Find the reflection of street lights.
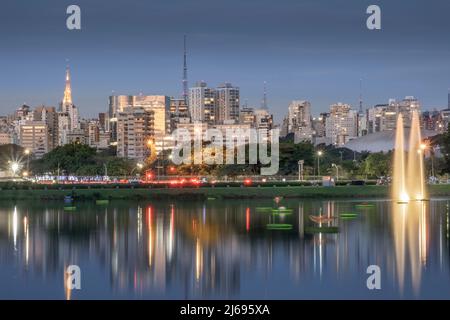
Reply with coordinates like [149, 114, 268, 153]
[332, 163, 339, 181]
[24, 149, 31, 171]
[298, 160, 304, 181]
[317, 151, 323, 177]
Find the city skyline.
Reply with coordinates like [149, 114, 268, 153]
[2, 0, 450, 122]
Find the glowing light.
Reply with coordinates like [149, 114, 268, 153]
[317, 151, 323, 156]
[11, 162, 19, 174]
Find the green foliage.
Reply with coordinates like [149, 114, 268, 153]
[440, 123, 450, 174]
[31, 143, 135, 176]
[363, 152, 391, 178]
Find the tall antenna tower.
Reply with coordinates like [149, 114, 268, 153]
[359, 78, 363, 114]
[261, 81, 268, 110]
[182, 35, 188, 105]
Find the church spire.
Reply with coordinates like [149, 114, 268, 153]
[63, 65, 72, 105]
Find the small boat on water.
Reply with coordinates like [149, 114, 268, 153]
[64, 195, 74, 204]
[64, 206, 77, 211]
[309, 215, 336, 223]
[96, 199, 109, 205]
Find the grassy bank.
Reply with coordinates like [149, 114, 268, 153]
[1, 184, 450, 201]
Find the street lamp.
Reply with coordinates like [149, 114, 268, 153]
[317, 151, 323, 178]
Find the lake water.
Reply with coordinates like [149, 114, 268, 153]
[0, 198, 449, 299]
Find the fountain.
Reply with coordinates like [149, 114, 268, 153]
[391, 110, 429, 295]
[392, 110, 427, 202]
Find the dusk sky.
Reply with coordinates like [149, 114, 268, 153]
[1, 0, 450, 122]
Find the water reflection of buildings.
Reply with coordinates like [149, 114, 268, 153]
[0, 199, 449, 299]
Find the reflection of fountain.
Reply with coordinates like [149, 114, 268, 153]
[392, 200, 428, 295]
[392, 111, 427, 201]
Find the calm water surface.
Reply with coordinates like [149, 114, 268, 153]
[0, 198, 449, 299]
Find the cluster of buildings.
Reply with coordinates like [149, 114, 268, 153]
[1, 49, 450, 161]
[280, 96, 450, 147]
[0, 67, 274, 161]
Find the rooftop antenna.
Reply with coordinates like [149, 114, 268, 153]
[261, 81, 268, 110]
[359, 78, 363, 114]
[182, 35, 188, 105]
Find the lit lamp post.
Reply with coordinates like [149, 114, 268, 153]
[317, 151, 323, 178]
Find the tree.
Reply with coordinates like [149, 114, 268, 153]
[440, 123, 450, 174]
[363, 152, 390, 178]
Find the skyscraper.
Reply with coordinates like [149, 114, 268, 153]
[287, 100, 313, 142]
[216, 82, 240, 124]
[325, 103, 358, 145]
[59, 66, 79, 135]
[189, 81, 217, 124]
[33, 106, 58, 151]
[117, 107, 155, 160]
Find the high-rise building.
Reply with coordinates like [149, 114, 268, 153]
[254, 109, 273, 131]
[216, 83, 240, 124]
[87, 120, 100, 148]
[19, 121, 49, 158]
[240, 107, 255, 126]
[0, 132, 12, 145]
[117, 107, 155, 160]
[189, 81, 217, 124]
[325, 103, 358, 146]
[108, 95, 170, 150]
[57, 112, 70, 145]
[33, 106, 58, 150]
[59, 66, 79, 132]
[98, 112, 109, 132]
[287, 100, 313, 142]
[366, 97, 421, 134]
[15, 105, 32, 120]
[169, 98, 189, 132]
[133, 95, 171, 152]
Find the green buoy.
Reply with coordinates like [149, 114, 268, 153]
[340, 213, 358, 218]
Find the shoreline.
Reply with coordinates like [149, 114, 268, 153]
[1, 184, 450, 201]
